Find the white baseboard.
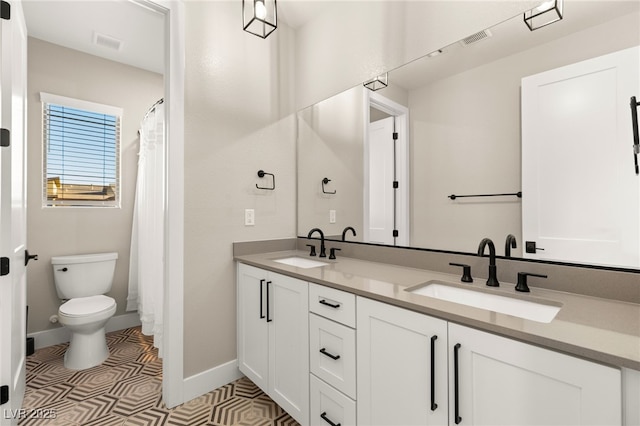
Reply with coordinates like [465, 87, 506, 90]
[183, 359, 243, 403]
[28, 312, 142, 350]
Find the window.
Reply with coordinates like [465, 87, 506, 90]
[41, 93, 122, 207]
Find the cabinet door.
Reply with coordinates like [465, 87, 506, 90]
[449, 323, 621, 426]
[237, 263, 269, 391]
[357, 297, 448, 426]
[269, 271, 309, 425]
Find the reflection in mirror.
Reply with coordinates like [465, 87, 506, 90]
[297, 1, 640, 269]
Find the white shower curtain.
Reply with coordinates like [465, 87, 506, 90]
[127, 99, 165, 357]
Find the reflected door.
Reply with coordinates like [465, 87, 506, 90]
[367, 116, 396, 245]
[521, 46, 640, 268]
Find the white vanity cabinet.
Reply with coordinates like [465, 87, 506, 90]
[357, 297, 449, 426]
[448, 323, 622, 426]
[309, 283, 358, 426]
[357, 297, 622, 426]
[237, 263, 309, 424]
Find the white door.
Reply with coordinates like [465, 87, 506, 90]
[0, 0, 28, 423]
[357, 297, 448, 426]
[521, 46, 640, 268]
[449, 323, 621, 426]
[268, 272, 309, 425]
[367, 116, 396, 245]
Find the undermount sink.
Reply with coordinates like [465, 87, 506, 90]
[407, 281, 561, 323]
[273, 256, 329, 269]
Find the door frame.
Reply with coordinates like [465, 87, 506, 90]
[363, 89, 410, 246]
[146, 0, 185, 409]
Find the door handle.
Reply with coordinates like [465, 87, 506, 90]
[25, 249, 38, 266]
[630, 96, 639, 175]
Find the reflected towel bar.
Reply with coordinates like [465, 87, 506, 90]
[448, 192, 522, 200]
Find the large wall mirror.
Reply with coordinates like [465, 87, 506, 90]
[297, 0, 640, 270]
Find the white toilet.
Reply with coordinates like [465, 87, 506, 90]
[51, 252, 118, 370]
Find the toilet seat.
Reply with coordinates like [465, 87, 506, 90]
[59, 295, 116, 317]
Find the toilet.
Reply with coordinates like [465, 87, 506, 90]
[51, 252, 118, 370]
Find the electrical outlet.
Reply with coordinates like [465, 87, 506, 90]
[329, 209, 336, 224]
[245, 209, 255, 226]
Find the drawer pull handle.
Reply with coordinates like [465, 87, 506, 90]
[320, 412, 341, 426]
[430, 335, 438, 411]
[454, 343, 462, 424]
[319, 348, 341, 360]
[259, 279, 265, 319]
[319, 299, 340, 309]
[266, 281, 273, 322]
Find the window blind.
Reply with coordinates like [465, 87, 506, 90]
[41, 94, 121, 207]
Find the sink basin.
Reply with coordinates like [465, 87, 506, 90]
[273, 256, 329, 269]
[407, 282, 561, 323]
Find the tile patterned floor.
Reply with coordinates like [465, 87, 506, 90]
[20, 327, 299, 426]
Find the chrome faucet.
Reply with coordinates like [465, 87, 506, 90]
[505, 234, 517, 257]
[308, 228, 327, 258]
[477, 238, 499, 287]
[342, 226, 357, 241]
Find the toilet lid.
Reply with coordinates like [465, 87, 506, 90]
[59, 295, 116, 317]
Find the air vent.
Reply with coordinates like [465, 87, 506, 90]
[93, 32, 123, 51]
[459, 29, 492, 46]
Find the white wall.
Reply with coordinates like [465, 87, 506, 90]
[26, 38, 163, 334]
[183, 1, 297, 377]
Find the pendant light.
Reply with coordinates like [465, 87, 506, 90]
[363, 73, 388, 91]
[524, 0, 563, 31]
[243, 0, 277, 39]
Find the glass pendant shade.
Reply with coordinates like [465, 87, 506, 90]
[243, 0, 277, 39]
[363, 73, 389, 91]
[524, 0, 563, 31]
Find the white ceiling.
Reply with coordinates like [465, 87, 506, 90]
[22, 0, 166, 74]
[21, 0, 335, 75]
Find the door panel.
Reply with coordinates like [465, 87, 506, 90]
[0, 0, 28, 422]
[367, 116, 395, 245]
[522, 46, 640, 267]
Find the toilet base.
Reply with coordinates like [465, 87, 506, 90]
[63, 327, 110, 370]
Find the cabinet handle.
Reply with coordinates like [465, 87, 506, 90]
[266, 281, 273, 322]
[454, 343, 462, 424]
[320, 412, 341, 426]
[319, 299, 340, 309]
[319, 348, 341, 360]
[430, 335, 438, 411]
[259, 279, 265, 319]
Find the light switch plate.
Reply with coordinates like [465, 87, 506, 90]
[245, 209, 255, 226]
[329, 209, 336, 223]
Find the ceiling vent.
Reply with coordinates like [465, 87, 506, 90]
[93, 32, 123, 51]
[459, 29, 492, 46]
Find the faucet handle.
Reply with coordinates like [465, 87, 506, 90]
[306, 244, 317, 257]
[329, 247, 341, 260]
[515, 272, 547, 292]
[449, 262, 473, 283]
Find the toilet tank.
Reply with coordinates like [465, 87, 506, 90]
[51, 252, 118, 299]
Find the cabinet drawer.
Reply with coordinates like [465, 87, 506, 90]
[310, 313, 356, 399]
[309, 282, 356, 327]
[310, 374, 356, 426]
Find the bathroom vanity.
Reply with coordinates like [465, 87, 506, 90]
[235, 243, 639, 426]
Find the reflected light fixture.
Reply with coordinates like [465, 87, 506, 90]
[243, 0, 277, 39]
[524, 0, 563, 31]
[363, 73, 388, 91]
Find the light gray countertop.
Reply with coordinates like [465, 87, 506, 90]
[235, 249, 640, 370]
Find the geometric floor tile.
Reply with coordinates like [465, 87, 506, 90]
[20, 326, 299, 426]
